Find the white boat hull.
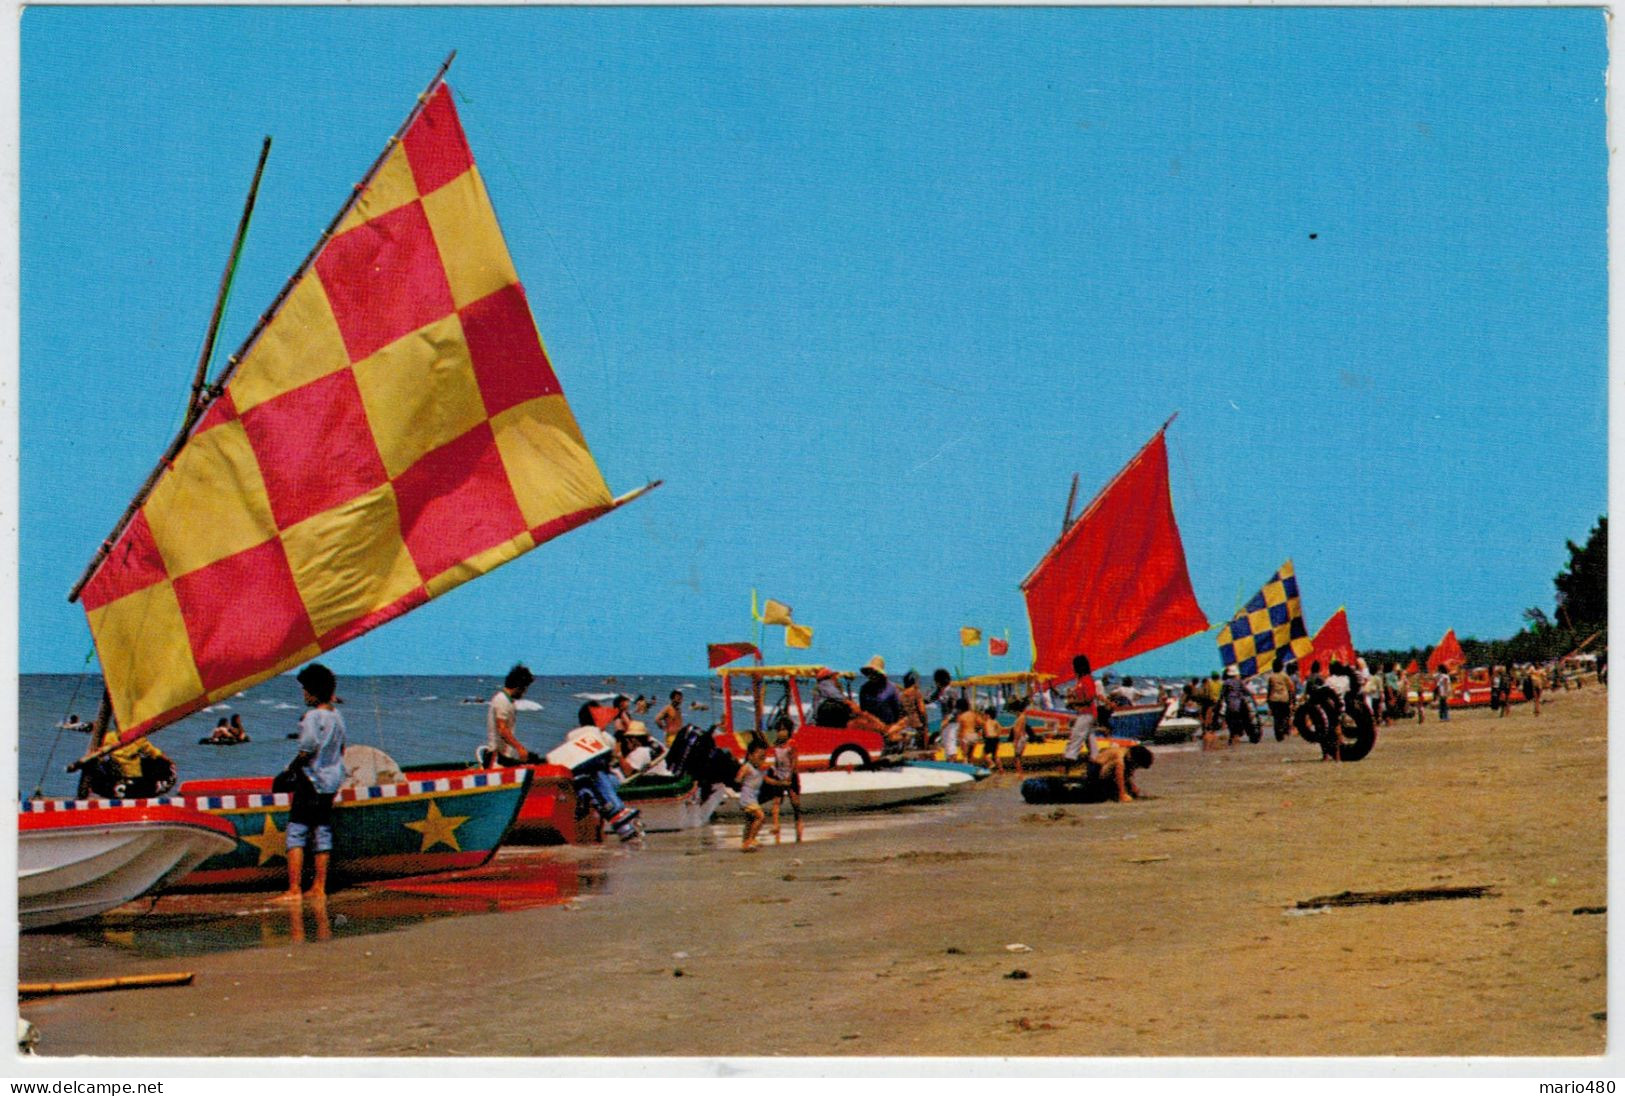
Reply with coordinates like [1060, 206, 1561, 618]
[19, 806, 238, 930]
[714, 768, 964, 818]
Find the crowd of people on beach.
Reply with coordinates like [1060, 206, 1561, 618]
[59, 642, 1604, 873]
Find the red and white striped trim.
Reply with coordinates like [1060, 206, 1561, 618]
[21, 768, 527, 814]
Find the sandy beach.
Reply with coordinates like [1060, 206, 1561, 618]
[20, 687, 1607, 1059]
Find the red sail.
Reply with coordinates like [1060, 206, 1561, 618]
[1299, 607, 1356, 678]
[1021, 430, 1208, 678]
[1427, 628, 1465, 671]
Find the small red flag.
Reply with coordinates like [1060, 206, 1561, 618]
[708, 642, 761, 668]
[1298, 608, 1356, 679]
[989, 636, 1010, 657]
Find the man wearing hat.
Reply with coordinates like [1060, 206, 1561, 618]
[812, 667, 853, 727]
[857, 656, 904, 726]
[1219, 665, 1255, 746]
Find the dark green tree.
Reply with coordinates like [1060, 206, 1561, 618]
[1555, 517, 1607, 629]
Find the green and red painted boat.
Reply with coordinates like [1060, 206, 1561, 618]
[33, 766, 532, 891]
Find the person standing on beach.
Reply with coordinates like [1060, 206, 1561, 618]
[1201, 671, 1223, 732]
[486, 664, 540, 767]
[657, 690, 685, 747]
[1219, 667, 1253, 746]
[1266, 657, 1296, 741]
[952, 698, 982, 764]
[928, 669, 962, 737]
[1434, 667, 1453, 721]
[1408, 665, 1426, 724]
[736, 742, 770, 852]
[899, 671, 930, 748]
[1009, 698, 1032, 776]
[1063, 654, 1101, 776]
[767, 721, 803, 842]
[1527, 665, 1546, 716]
[281, 662, 347, 902]
[978, 705, 1005, 772]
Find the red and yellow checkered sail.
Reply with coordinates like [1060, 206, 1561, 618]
[77, 83, 630, 741]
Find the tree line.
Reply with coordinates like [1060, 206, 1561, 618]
[1361, 517, 1606, 671]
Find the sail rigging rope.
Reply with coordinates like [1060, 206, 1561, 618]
[33, 647, 97, 799]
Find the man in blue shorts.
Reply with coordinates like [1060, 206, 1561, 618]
[281, 662, 348, 901]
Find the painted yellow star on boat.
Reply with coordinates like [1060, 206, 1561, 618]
[404, 800, 468, 853]
[239, 814, 286, 865]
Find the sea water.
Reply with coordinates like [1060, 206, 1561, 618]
[17, 672, 718, 800]
[18, 670, 1202, 800]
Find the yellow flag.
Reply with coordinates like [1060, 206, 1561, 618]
[785, 623, 814, 649]
[762, 599, 794, 626]
[960, 627, 982, 647]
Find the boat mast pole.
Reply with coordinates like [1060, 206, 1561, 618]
[68, 51, 458, 605]
[1060, 473, 1079, 537]
[189, 136, 271, 418]
[69, 136, 272, 768]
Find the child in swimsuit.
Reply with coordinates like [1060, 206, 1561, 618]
[737, 743, 769, 852]
[768, 721, 803, 842]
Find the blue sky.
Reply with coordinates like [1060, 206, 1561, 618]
[18, 7, 1608, 679]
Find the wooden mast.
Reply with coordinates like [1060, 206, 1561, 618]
[189, 136, 271, 418]
[69, 133, 280, 771]
[1060, 473, 1079, 537]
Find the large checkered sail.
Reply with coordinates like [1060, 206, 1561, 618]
[1214, 561, 1314, 678]
[76, 82, 644, 742]
[1021, 424, 1209, 678]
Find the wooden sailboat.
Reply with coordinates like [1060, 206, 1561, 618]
[41, 56, 655, 892]
[1016, 417, 1209, 747]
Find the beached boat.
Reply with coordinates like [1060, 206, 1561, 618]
[110, 768, 534, 891]
[19, 802, 238, 929]
[616, 771, 730, 832]
[992, 419, 1211, 770]
[934, 670, 1174, 769]
[715, 664, 899, 770]
[712, 767, 968, 819]
[54, 57, 656, 889]
[400, 760, 597, 845]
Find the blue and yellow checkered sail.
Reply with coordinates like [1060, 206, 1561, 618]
[1215, 560, 1313, 678]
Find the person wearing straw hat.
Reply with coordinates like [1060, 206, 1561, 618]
[857, 656, 903, 725]
[616, 722, 657, 778]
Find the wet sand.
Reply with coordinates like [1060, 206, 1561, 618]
[20, 688, 1607, 1058]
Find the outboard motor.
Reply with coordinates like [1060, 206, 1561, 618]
[665, 724, 743, 800]
[545, 726, 642, 842]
